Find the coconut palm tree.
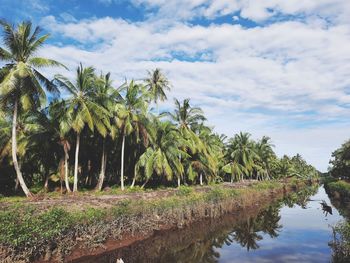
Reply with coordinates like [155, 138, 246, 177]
[94, 72, 122, 191]
[225, 132, 258, 181]
[49, 100, 72, 192]
[254, 136, 275, 180]
[134, 120, 186, 188]
[168, 98, 206, 129]
[115, 80, 149, 190]
[166, 98, 206, 186]
[0, 20, 64, 197]
[54, 64, 111, 192]
[144, 68, 170, 113]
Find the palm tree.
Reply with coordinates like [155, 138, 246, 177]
[135, 120, 186, 188]
[94, 72, 122, 191]
[45, 100, 72, 192]
[115, 80, 149, 190]
[144, 68, 170, 113]
[168, 98, 206, 129]
[0, 20, 64, 197]
[166, 98, 206, 186]
[54, 64, 111, 192]
[254, 136, 275, 180]
[225, 132, 258, 181]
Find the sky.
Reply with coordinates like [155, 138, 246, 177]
[1, 0, 350, 172]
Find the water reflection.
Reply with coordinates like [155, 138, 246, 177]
[74, 185, 344, 263]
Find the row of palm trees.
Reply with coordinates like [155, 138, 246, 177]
[0, 21, 319, 197]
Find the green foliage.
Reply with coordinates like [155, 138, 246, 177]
[111, 200, 132, 216]
[205, 187, 227, 202]
[331, 221, 350, 262]
[328, 181, 350, 197]
[252, 181, 281, 190]
[0, 207, 72, 248]
[329, 139, 350, 180]
[73, 207, 107, 224]
[177, 185, 194, 196]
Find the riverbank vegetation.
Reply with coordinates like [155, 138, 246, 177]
[326, 139, 350, 201]
[329, 139, 350, 181]
[90, 184, 319, 263]
[0, 20, 319, 198]
[330, 221, 350, 263]
[326, 139, 350, 262]
[0, 179, 314, 262]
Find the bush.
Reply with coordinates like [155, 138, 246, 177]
[176, 185, 193, 196]
[205, 187, 227, 202]
[0, 206, 72, 248]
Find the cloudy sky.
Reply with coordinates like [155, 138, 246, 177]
[1, 0, 350, 171]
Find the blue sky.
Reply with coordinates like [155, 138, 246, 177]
[1, 0, 350, 171]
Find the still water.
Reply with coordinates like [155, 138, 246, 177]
[75, 185, 347, 263]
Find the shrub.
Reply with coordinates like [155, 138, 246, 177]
[176, 185, 193, 196]
[0, 206, 72, 248]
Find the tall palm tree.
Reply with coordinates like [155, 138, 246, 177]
[168, 98, 206, 129]
[144, 68, 170, 113]
[115, 80, 149, 190]
[166, 98, 206, 186]
[225, 132, 258, 181]
[134, 120, 186, 188]
[54, 64, 111, 192]
[44, 100, 72, 192]
[94, 72, 121, 191]
[0, 20, 64, 197]
[254, 136, 275, 180]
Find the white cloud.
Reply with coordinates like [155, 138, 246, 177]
[37, 1, 350, 171]
[130, 0, 350, 23]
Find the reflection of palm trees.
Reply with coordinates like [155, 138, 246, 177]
[282, 185, 318, 208]
[233, 217, 263, 251]
[231, 204, 282, 251]
[259, 206, 282, 238]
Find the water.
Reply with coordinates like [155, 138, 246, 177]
[74, 185, 348, 263]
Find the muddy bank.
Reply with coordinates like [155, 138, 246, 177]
[0, 180, 314, 263]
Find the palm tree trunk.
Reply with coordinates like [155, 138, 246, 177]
[120, 134, 125, 191]
[177, 176, 181, 188]
[44, 171, 49, 192]
[12, 100, 32, 197]
[14, 177, 19, 192]
[131, 176, 136, 188]
[141, 178, 149, 189]
[73, 133, 80, 192]
[200, 173, 203, 186]
[96, 139, 107, 191]
[64, 148, 71, 192]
